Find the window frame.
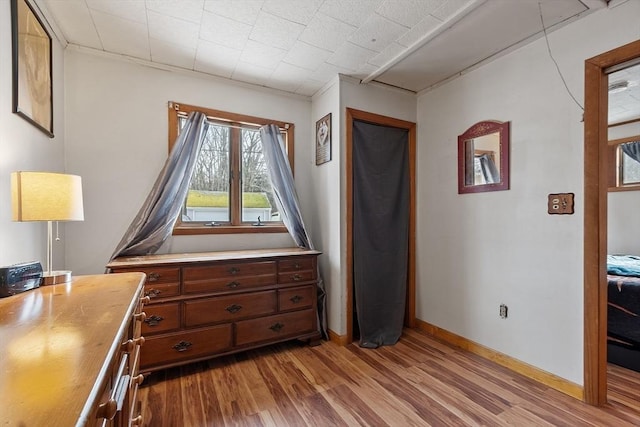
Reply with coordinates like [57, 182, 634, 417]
[608, 134, 640, 192]
[168, 101, 294, 235]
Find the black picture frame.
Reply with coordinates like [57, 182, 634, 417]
[11, 0, 54, 137]
[315, 113, 331, 165]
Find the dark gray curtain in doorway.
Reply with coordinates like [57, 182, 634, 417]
[353, 120, 409, 348]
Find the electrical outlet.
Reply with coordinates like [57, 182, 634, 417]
[548, 193, 575, 215]
[499, 304, 508, 319]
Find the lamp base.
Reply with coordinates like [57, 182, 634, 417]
[42, 271, 72, 286]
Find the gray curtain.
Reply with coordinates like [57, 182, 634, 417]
[621, 141, 640, 163]
[260, 124, 328, 339]
[478, 153, 500, 184]
[109, 111, 208, 261]
[353, 120, 409, 348]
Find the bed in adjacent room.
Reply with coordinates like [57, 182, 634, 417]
[607, 255, 640, 372]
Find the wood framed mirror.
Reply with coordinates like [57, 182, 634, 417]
[458, 120, 510, 194]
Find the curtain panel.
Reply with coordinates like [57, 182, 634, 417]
[109, 111, 207, 261]
[260, 124, 328, 339]
[352, 120, 409, 348]
[621, 141, 640, 163]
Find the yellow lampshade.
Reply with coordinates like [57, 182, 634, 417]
[11, 172, 84, 222]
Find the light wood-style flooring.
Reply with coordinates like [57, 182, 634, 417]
[139, 329, 640, 426]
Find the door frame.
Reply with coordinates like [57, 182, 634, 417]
[345, 108, 417, 343]
[583, 39, 640, 406]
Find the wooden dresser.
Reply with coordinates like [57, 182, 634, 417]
[0, 273, 147, 427]
[106, 248, 321, 372]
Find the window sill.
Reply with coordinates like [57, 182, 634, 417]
[172, 224, 288, 235]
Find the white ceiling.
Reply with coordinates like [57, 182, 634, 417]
[608, 62, 640, 124]
[38, 0, 612, 98]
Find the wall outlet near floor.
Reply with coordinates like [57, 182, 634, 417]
[499, 304, 508, 319]
[548, 193, 575, 214]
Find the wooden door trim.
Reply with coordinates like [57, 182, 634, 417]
[584, 39, 640, 406]
[345, 108, 417, 344]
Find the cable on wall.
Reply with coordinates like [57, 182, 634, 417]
[538, 2, 584, 112]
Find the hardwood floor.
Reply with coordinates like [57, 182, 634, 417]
[138, 329, 640, 426]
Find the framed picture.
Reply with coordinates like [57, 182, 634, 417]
[11, 0, 54, 137]
[315, 113, 331, 165]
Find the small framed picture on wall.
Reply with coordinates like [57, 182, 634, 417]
[315, 113, 331, 165]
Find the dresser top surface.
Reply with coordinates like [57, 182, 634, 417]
[0, 273, 145, 427]
[107, 247, 321, 269]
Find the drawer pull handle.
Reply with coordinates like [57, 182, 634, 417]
[144, 315, 164, 326]
[290, 295, 303, 303]
[292, 274, 302, 281]
[226, 304, 243, 313]
[226, 281, 240, 289]
[269, 322, 284, 332]
[141, 296, 151, 305]
[133, 311, 146, 322]
[145, 289, 162, 298]
[172, 341, 193, 352]
[131, 415, 144, 425]
[148, 272, 161, 282]
[132, 374, 145, 385]
[97, 398, 118, 420]
[123, 338, 144, 352]
[122, 336, 144, 352]
[294, 263, 301, 269]
[134, 336, 145, 348]
[229, 267, 240, 275]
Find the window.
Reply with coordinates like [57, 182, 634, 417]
[169, 102, 294, 234]
[608, 135, 640, 191]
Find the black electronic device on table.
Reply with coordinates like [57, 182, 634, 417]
[0, 261, 43, 298]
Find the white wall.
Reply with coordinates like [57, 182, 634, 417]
[608, 121, 640, 254]
[63, 49, 319, 274]
[416, 1, 640, 385]
[0, 2, 66, 270]
[310, 77, 341, 335]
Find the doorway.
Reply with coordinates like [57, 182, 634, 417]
[583, 39, 640, 406]
[345, 108, 416, 344]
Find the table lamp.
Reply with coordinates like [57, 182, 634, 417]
[11, 171, 84, 285]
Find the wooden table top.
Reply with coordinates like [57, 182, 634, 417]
[107, 247, 321, 269]
[0, 273, 145, 427]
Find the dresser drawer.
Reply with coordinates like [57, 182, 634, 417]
[112, 267, 180, 300]
[183, 273, 276, 294]
[278, 257, 314, 273]
[184, 291, 277, 327]
[184, 261, 276, 281]
[145, 267, 180, 283]
[143, 282, 180, 300]
[141, 325, 232, 369]
[235, 309, 315, 347]
[277, 270, 316, 285]
[278, 285, 314, 312]
[113, 266, 179, 284]
[142, 302, 181, 335]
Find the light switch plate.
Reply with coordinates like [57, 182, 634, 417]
[548, 193, 575, 215]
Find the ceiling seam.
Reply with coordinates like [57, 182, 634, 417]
[360, 0, 487, 85]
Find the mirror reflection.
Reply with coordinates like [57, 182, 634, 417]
[464, 132, 501, 185]
[458, 120, 510, 194]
